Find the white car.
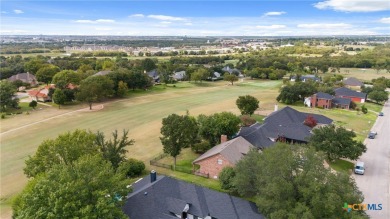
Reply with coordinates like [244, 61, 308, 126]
[354, 161, 365, 175]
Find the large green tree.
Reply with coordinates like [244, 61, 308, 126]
[309, 124, 366, 161]
[234, 144, 366, 219]
[52, 88, 66, 109]
[160, 114, 198, 170]
[368, 90, 388, 104]
[35, 64, 60, 85]
[24, 129, 98, 178]
[52, 70, 82, 89]
[76, 75, 114, 110]
[198, 112, 241, 145]
[13, 155, 129, 219]
[236, 95, 260, 116]
[0, 80, 18, 112]
[277, 82, 317, 104]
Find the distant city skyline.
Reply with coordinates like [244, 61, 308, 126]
[1, 0, 390, 36]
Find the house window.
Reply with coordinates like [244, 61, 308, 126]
[217, 159, 223, 165]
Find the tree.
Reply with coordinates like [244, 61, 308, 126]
[224, 74, 238, 85]
[303, 115, 317, 128]
[160, 114, 199, 170]
[233, 144, 366, 219]
[76, 75, 114, 110]
[277, 82, 317, 104]
[117, 158, 145, 178]
[95, 130, 135, 169]
[117, 81, 128, 97]
[309, 124, 366, 161]
[198, 112, 241, 145]
[219, 167, 236, 190]
[13, 155, 130, 219]
[35, 65, 60, 85]
[368, 90, 388, 104]
[361, 105, 368, 114]
[191, 68, 209, 83]
[24, 129, 98, 178]
[236, 95, 259, 116]
[141, 58, 157, 72]
[0, 80, 18, 112]
[52, 88, 66, 109]
[28, 100, 37, 109]
[52, 70, 81, 89]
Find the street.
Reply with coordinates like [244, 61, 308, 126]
[354, 101, 390, 219]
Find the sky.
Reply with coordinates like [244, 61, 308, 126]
[1, 0, 389, 36]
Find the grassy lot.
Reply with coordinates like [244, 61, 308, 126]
[328, 159, 354, 174]
[157, 148, 201, 173]
[338, 68, 390, 82]
[0, 79, 282, 217]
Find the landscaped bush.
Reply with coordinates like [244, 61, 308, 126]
[219, 166, 236, 191]
[117, 158, 145, 178]
[240, 115, 256, 127]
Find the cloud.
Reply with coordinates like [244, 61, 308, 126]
[256, 25, 286, 29]
[74, 19, 115, 24]
[1, 11, 7, 14]
[129, 14, 144, 18]
[379, 17, 390, 24]
[314, 0, 390, 12]
[13, 9, 24, 14]
[95, 27, 112, 31]
[297, 23, 352, 28]
[263, 11, 286, 16]
[184, 22, 193, 26]
[160, 21, 172, 24]
[0, 29, 27, 33]
[147, 14, 186, 21]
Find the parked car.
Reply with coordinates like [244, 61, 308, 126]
[354, 161, 365, 175]
[379, 112, 384, 116]
[368, 132, 376, 139]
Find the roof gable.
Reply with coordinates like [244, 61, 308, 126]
[193, 137, 253, 164]
[343, 77, 363, 86]
[334, 87, 366, 99]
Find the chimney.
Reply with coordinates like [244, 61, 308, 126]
[144, 70, 146, 74]
[150, 170, 157, 183]
[221, 135, 228, 143]
[274, 104, 278, 112]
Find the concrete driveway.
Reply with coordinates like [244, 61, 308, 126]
[354, 102, 390, 219]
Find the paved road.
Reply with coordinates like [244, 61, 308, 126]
[354, 102, 390, 219]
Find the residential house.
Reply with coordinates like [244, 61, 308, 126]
[222, 66, 243, 77]
[309, 92, 351, 110]
[146, 69, 160, 83]
[93, 70, 112, 76]
[238, 106, 333, 149]
[290, 74, 320, 82]
[7, 72, 38, 86]
[334, 87, 367, 103]
[28, 84, 55, 102]
[207, 72, 222, 81]
[192, 136, 254, 179]
[122, 171, 265, 219]
[172, 71, 186, 81]
[343, 77, 364, 89]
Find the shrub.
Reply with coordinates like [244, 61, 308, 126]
[240, 115, 256, 127]
[350, 101, 357, 110]
[117, 158, 145, 178]
[361, 105, 368, 114]
[219, 167, 236, 191]
[1, 114, 5, 119]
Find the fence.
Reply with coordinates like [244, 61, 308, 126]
[149, 153, 198, 175]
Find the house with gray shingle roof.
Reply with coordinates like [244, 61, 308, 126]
[238, 106, 333, 149]
[343, 77, 364, 89]
[334, 87, 367, 103]
[93, 70, 112, 76]
[7, 72, 38, 86]
[308, 92, 351, 109]
[193, 136, 254, 179]
[122, 172, 265, 219]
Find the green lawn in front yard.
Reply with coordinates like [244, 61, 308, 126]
[329, 159, 354, 174]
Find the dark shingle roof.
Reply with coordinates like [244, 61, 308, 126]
[238, 107, 333, 148]
[335, 87, 367, 99]
[315, 92, 333, 100]
[123, 175, 265, 219]
[332, 97, 351, 106]
[93, 70, 112, 76]
[344, 77, 363, 87]
[7, 73, 37, 84]
[193, 137, 254, 164]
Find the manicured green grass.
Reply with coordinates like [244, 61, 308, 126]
[158, 148, 200, 173]
[251, 114, 266, 123]
[329, 159, 354, 174]
[0, 79, 282, 217]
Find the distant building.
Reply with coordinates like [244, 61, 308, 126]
[290, 74, 320, 82]
[343, 77, 364, 89]
[172, 71, 186, 81]
[334, 87, 367, 103]
[308, 92, 351, 110]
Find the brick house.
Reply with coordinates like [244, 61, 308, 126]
[335, 87, 367, 103]
[309, 92, 351, 109]
[28, 84, 55, 102]
[192, 136, 254, 179]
